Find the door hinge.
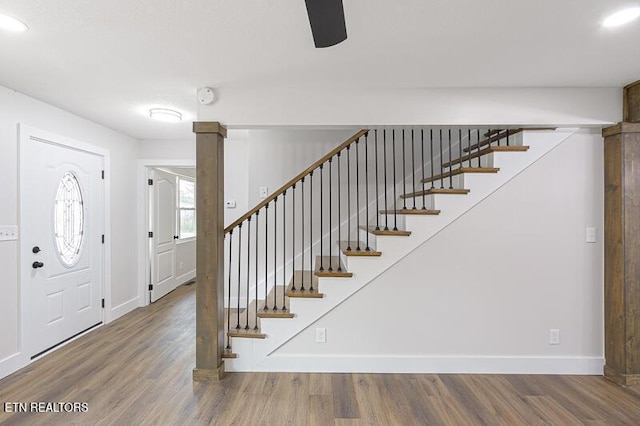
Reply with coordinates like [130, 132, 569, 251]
[148, 179, 153, 185]
[148, 231, 153, 238]
[101, 298, 105, 308]
[101, 170, 105, 180]
[101, 234, 105, 244]
[148, 284, 153, 291]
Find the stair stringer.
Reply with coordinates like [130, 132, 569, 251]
[224, 128, 578, 372]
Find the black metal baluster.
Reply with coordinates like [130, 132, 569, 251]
[421, 129, 427, 208]
[299, 178, 305, 291]
[374, 130, 380, 230]
[226, 231, 232, 350]
[273, 196, 278, 310]
[337, 152, 343, 269]
[411, 129, 416, 210]
[402, 129, 407, 211]
[309, 171, 314, 291]
[487, 128, 492, 150]
[264, 203, 269, 309]
[346, 146, 352, 250]
[291, 184, 295, 293]
[458, 129, 463, 172]
[468, 129, 472, 168]
[448, 129, 453, 189]
[356, 137, 361, 251]
[319, 165, 324, 271]
[392, 129, 398, 230]
[365, 132, 371, 250]
[245, 218, 251, 330]
[477, 129, 482, 168]
[383, 130, 389, 230]
[282, 190, 287, 311]
[328, 158, 333, 270]
[254, 213, 259, 330]
[506, 128, 510, 146]
[236, 223, 242, 329]
[439, 129, 444, 189]
[429, 129, 434, 190]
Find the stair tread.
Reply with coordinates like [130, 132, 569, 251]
[227, 329, 266, 339]
[339, 241, 381, 256]
[222, 351, 238, 359]
[360, 226, 411, 236]
[442, 146, 529, 168]
[421, 167, 499, 184]
[286, 271, 323, 297]
[401, 188, 470, 199]
[257, 310, 295, 319]
[315, 255, 352, 277]
[379, 209, 440, 215]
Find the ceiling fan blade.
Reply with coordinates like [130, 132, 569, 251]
[304, 0, 347, 48]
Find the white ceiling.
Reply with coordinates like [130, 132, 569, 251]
[0, 0, 638, 139]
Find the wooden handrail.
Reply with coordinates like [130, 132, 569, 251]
[224, 129, 369, 233]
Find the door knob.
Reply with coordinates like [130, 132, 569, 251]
[32, 246, 41, 254]
[32, 261, 44, 269]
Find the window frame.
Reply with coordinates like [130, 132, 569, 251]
[177, 177, 196, 240]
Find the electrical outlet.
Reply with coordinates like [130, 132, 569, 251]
[316, 328, 326, 343]
[259, 187, 269, 199]
[0, 225, 18, 241]
[549, 329, 560, 345]
[586, 227, 596, 243]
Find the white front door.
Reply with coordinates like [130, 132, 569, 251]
[21, 131, 104, 359]
[150, 169, 178, 302]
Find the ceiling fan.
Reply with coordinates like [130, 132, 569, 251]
[304, 0, 347, 48]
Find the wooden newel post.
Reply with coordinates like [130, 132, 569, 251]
[193, 122, 227, 382]
[603, 80, 640, 386]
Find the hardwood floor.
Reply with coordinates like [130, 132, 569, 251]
[1, 284, 639, 425]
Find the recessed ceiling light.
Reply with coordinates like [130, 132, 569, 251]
[0, 13, 28, 32]
[149, 108, 182, 123]
[603, 7, 640, 27]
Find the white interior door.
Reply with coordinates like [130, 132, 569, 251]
[21, 132, 104, 359]
[150, 169, 178, 302]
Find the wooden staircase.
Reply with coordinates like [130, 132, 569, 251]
[221, 127, 576, 367]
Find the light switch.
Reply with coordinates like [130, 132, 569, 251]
[225, 200, 236, 209]
[586, 227, 596, 243]
[259, 187, 269, 199]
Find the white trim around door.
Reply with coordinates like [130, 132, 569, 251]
[137, 159, 195, 308]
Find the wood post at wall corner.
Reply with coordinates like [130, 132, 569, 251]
[623, 80, 640, 123]
[193, 121, 227, 382]
[603, 121, 640, 386]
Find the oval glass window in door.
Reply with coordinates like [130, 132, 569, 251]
[53, 172, 85, 266]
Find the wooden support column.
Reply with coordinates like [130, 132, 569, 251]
[603, 78, 640, 385]
[193, 122, 227, 382]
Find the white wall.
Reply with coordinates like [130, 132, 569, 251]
[276, 130, 604, 371]
[199, 87, 621, 127]
[0, 85, 139, 378]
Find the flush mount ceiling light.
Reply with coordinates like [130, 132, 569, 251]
[0, 13, 28, 32]
[603, 7, 640, 27]
[149, 108, 182, 123]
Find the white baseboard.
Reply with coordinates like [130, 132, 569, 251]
[176, 271, 196, 286]
[230, 354, 604, 375]
[0, 352, 27, 381]
[108, 296, 140, 323]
